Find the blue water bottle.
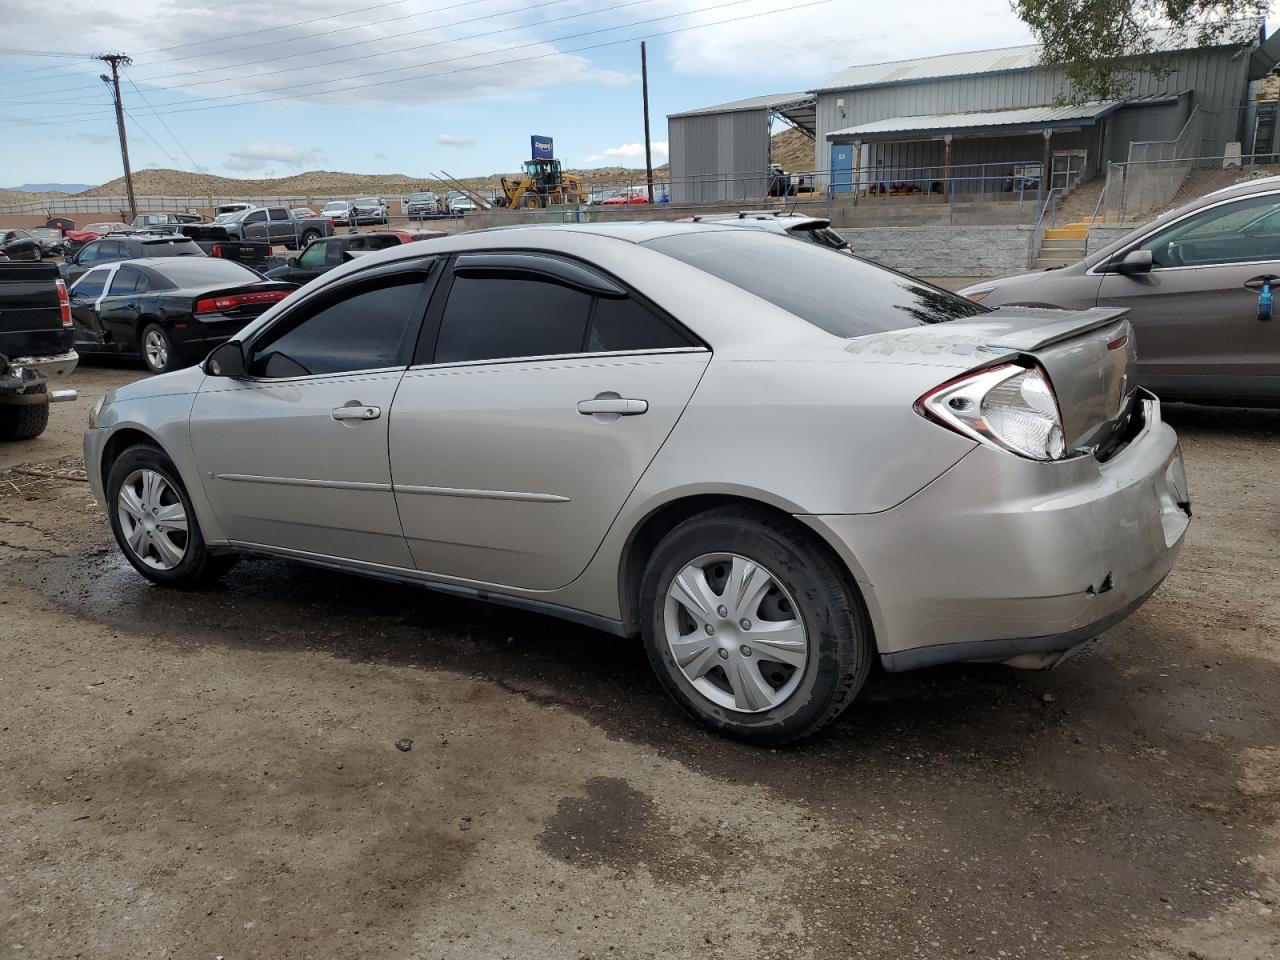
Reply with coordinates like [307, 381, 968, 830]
[1260, 280, 1274, 322]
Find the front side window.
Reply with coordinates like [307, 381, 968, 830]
[72, 267, 111, 299]
[248, 274, 428, 378]
[77, 242, 101, 265]
[298, 241, 329, 268]
[1136, 192, 1280, 268]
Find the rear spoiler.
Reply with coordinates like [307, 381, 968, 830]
[980, 306, 1128, 351]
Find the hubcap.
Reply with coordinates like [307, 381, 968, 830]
[116, 469, 189, 570]
[144, 330, 168, 370]
[663, 553, 808, 714]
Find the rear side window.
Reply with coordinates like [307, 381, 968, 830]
[347, 235, 401, 252]
[587, 296, 692, 352]
[109, 268, 148, 295]
[269, 208, 290, 221]
[644, 231, 987, 337]
[434, 276, 591, 363]
[248, 274, 428, 378]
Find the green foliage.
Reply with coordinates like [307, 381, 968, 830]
[1012, 0, 1271, 101]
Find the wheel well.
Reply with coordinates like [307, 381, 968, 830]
[99, 428, 162, 491]
[616, 494, 858, 636]
[134, 315, 163, 345]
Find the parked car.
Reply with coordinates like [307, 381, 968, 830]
[353, 197, 389, 224]
[265, 230, 447, 285]
[67, 257, 295, 374]
[445, 191, 476, 213]
[83, 223, 1189, 743]
[961, 176, 1280, 405]
[213, 203, 254, 219]
[678, 211, 854, 254]
[132, 213, 203, 228]
[321, 199, 386, 226]
[0, 229, 41, 261]
[601, 186, 651, 206]
[405, 191, 441, 220]
[215, 206, 334, 249]
[0, 261, 77, 440]
[60, 234, 205, 286]
[62, 222, 132, 257]
[26, 226, 66, 258]
[290, 207, 319, 220]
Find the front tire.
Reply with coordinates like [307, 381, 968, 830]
[106, 445, 237, 586]
[140, 323, 177, 373]
[640, 507, 872, 744]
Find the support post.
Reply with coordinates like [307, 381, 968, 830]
[641, 42, 654, 205]
[1042, 128, 1053, 197]
[98, 53, 137, 222]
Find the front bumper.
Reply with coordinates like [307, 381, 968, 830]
[0, 350, 78, 394]
[802, 394, 1190, 671]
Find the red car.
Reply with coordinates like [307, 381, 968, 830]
[600, 187, 651, 206]
[63, 222, 132, 255]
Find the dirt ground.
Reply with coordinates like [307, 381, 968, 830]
[1, 364, 1278, 960]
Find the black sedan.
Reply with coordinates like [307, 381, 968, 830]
[67, 257, 297, 373]
[0, 229, 41, 261]
[27, 227, 66, 257]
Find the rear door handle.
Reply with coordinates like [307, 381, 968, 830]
[331, 403, 381, 421]
[1243, 274, 1279, 289]
[577, 398, 648, 416]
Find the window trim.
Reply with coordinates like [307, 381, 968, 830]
[1089, 188, 1280, 276]
[413, 249, 704, 367]
[69, 263, 119, 311]
[241, 260, 441, 382]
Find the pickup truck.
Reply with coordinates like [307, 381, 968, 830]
[0, 261, 77, 440]
[136, 224, 273, 270]
[215, 206, 334, 249]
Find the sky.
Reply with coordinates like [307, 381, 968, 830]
[0, 0, 1045, 186]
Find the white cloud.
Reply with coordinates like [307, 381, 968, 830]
[585, 140, 669, 165]
[436, 134, 475, 148]
[224, 143, 324, 172]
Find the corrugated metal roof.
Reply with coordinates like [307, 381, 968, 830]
[813, 19, 1264, 93]
[669, 92, 814, 118]
[826, 101, 1125, 140]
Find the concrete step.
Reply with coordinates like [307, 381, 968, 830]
[1044, 226, 1089, 240]
[1040, 239, 1087, 251]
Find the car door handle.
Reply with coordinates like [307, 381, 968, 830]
[331, 403, 381, 421]
[1243, 274, 1279, 289]
[577, 397, 648, 416]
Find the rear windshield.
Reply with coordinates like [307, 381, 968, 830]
[151, 259, 263, 287]
[644, 230, 987, 337]
[29, 228, 59, 238]
[142, 238, 203, 256]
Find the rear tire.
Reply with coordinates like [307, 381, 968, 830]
[106, 445, 237, 586]
[140, 323, 177, 374]
[639, 507, 873, 744]
[300, 229, 321, 246]
[0, 391, 50, 441]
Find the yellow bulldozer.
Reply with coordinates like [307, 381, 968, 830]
[500, 158, 586, 208]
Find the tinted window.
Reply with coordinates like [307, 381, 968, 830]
[1138, 192, 1280, 267]
[153, 259, 261, 287]
[244, 210, 267, 223]
[298, 240, 330, 268]
[434, 275, 592, 363]
[77, 242, 102, 264]
[72, 268, 110, 299]
[249, 276, 425, 377]
[587, 296, 692, 352]
[96, 240, 125, 260]
[269, 208, 290, 221]
[644, 231, 986, 337]
[142, 239, 202, 258]
[347, 235, 401, 251]
[109, 268, 147, 295]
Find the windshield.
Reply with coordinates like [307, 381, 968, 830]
[643, 230, 988, 337]
[323, 202, 347, 211]
[408, 193, 435, 202]
[152, 259, 263, 287]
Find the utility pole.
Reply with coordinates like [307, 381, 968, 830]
[97, 53, 137, 221]
[641, 41, 654, 204]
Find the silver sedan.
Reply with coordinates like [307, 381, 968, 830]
[84, 224, 1191, 743]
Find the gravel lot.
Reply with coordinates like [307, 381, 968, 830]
[1, 364, 1277, 960]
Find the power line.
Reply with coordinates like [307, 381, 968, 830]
[123, 107, 188, 171]
[10, 0, 584, 102]
[0, 1, 833, 127]
[13, 0, 773, 118]
[125, 69, 203, 172]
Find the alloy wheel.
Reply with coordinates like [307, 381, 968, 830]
[663, 553, 809, 713]
[143, 329, 169, 371]
[116, 469, 189, 570]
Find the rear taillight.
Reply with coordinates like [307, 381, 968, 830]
[194, 289, 290, 314]
[211, 244, 223, 257]
[916, 362, 1066, 461]
[326, 218, 335, 229]
[55, 279, 72, 328]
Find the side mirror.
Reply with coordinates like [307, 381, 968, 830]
[205, 340, 246, 378]
[287, 256, 298, 267]
[1115, 249, 1153, 275]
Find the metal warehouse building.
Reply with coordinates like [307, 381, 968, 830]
[668, 20, 1280, 202]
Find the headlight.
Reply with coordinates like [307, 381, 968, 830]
[87, 395, 105, 429]
[916, 363, 1067, 461]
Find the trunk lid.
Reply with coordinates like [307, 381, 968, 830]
[0, 261, 71, 360]
[846, 306, 1137, 452]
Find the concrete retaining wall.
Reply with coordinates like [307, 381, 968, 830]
[1085, 223, 1142, 256]
[837, 225, 1035, 277]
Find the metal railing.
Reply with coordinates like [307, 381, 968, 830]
[1027, 188, 1059, 268]
[1094, 151, 1280, 224]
